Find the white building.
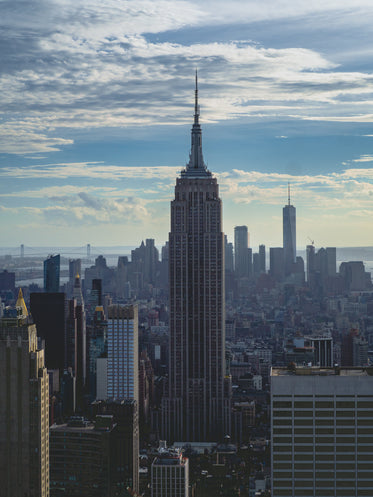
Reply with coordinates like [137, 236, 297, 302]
[271, 366, 373, 497]
[107, 304, 138, 401]
[151, 446, 189, 497]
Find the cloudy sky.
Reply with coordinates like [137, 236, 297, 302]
[1, 0, 373, 250]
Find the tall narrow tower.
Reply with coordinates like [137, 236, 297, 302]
[283, 183, 296, 277]
[162, 73, 231, 442]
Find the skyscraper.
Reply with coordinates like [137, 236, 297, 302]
[44, 254, 60, 293]
[107, 304, 138, 401]
[234, 225, 249, 277]
[271, 366, 373, 497]
[0, 289, 49, 497]
[283, 184, 296, 277]
[162, 73, 231, 442]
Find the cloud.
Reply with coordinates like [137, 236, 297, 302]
[7, 192, 151, 226]
[218, 167, 373, 210]
[2, 0, 373, 153]
[1, 162, 181, 180]
[352, 155, 373, 162]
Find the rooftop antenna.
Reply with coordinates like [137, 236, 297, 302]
[194, 69, 199, 125]
[288, 182, 291, 205]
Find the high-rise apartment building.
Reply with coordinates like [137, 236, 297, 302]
[0, 290, 49, 497]
[44, 254, 60, 292]
[151, 445, 189, 497]
[234, 225, 249, 277]
[161, 73, 231, 442]
[271, 366, 373, 497]
[107, 304, 138, 401]
[283, 185, 296, 277]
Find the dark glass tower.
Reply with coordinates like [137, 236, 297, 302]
[161, 74, 231, 442]
[44, 254, 60, 293]
[283, 184, 296, 277]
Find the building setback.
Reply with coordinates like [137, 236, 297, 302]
[161, 73, 231, 442]
[271, 366, 373, 497]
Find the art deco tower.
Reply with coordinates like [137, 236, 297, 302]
[162, 74, 231, 442]
[283, 183, 296, 277]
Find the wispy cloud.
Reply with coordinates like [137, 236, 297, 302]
[1, 163, 180, 180]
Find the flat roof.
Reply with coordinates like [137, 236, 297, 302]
[271, 367, 373, 377]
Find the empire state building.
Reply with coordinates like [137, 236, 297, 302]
[161, 74, 231, 442]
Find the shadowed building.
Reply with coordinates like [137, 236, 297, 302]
[0, 290, 49, 497]
[30, 291, 66, 373]
[161, 74, 231, 442]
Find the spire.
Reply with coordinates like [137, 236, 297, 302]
[183, 71, 210, 177]
[288, 182, 291, 206]
[16, 288, 28, 317]
[194, 69, 199, 126]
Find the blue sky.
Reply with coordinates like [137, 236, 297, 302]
[1, 0, 373, 249]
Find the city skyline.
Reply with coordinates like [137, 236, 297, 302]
[1, 1, 373, 247]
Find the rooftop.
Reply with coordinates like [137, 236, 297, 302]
[271, 366, 373, 377]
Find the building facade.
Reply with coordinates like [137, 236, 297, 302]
[0, 290, 49, 497]
[161, 74, 231, 442]
[107, 304, 138, 401]
[271, 366, 373, 497]
[151, 447, 189, 497]
[50, 416, 113, 497]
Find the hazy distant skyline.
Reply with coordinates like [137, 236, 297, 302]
[1, 1, 373, 248]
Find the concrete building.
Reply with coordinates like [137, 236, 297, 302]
[151, 446, 189, 497]
[161, 73, 231, 442]
[0, 290, 49, 497]
[107, 304, 138, 401]
[271, 366, 373, 497]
